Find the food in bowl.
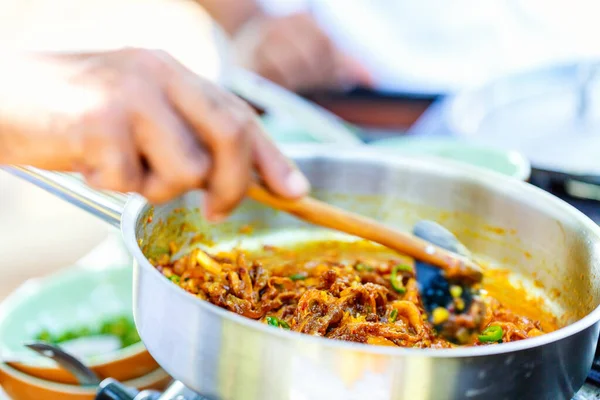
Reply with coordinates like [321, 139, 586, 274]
[150, 238, 557, 348]
[36, 314, 141, 350]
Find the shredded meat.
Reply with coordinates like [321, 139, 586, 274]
[155, 241, 551, 347]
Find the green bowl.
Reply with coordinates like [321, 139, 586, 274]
[261, 114, 322, 144]
[0, 263, 144, 368]
[260, 112, 530, 181]
[369, 137, 531, 181]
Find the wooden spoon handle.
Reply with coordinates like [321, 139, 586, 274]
[247, 182, 483, 282]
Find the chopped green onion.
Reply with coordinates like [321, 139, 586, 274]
[289, 273, 307, 281]
[478, 325, 503, 343]
[355, 263, 374, 272]
[169, 275, 180, 284]
[390, 265, 407, 294]
[266, 316, 290, 330]
[389, 309, 398, 323]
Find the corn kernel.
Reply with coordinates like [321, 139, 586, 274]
[455, 298, 465, 311]
[432, 307, 450, 325]
[450, 285, 463, 298]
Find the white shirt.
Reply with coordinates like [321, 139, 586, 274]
[259, 0, 600, 94]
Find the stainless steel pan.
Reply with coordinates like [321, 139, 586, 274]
[6, 144, 600, 400]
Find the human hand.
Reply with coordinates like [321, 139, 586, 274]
[232, 12, 372, 92]
[0, 48, 310, 220]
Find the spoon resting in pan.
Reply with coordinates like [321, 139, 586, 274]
[246, 181, 484, 283]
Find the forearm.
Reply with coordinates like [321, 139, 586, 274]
[194, 0, 262, 35]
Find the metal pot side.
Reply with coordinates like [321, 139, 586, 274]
[122, 145, 600, 400]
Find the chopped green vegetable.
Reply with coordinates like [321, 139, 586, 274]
[37, 330, 52, 343]
[355, 263, 374, 272]
[289, 274, 307, 281]
[278, 320, 291, 329]
[478, 325, 503, 343]
[390, 265, 408, 294]
[55, 327, 93, 343]
[389, 309, 398, 323]
[394, 264, 412, 272]
[266, 316, 290, 329]
[169, 275, 181, 283]
[122, 329, 142, 348]
[35, 315, 140, 349]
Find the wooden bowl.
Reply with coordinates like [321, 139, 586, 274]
[0, 363, 171, 400]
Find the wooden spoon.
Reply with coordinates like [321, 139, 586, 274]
[246, 182, 483, 283]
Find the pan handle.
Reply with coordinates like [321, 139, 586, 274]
[2, 166, 127, 228]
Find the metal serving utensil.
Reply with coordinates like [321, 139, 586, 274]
[25, 342, 174, 399]
[25, 342, 101, 386]
[412, 221, 480, 342]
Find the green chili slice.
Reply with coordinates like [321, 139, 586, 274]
[355, 263, 374, 272]
[266, 316, 290, 330]
[478, 325, 503, 343]
[278, 320, 291, 329]
[389, 309, 398, 323]
[390, 265, 408, 294]
[289, 273, 307, 281]
[394, 264, 412, 272]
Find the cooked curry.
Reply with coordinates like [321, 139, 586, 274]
[152, 240, 557, 348]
